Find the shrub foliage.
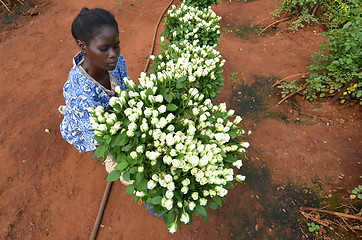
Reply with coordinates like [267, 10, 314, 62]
[275, 0, 362, 104]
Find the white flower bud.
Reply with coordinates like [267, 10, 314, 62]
[235, 175, 246, 182]
[180, 212, 190, 224]
[147, 180, 157, 190]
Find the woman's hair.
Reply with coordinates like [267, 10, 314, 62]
[71, 8, 119, 45]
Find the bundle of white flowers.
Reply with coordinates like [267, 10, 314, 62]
[181, 0, 221, 9]
[150, 38, 225, 99]
[164, 4, 221, 46]
[89, 74, 249, 233]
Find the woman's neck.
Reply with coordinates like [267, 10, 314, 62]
[81, 60, 110, 89]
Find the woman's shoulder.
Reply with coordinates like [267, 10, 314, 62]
[116, 54, 127, 71]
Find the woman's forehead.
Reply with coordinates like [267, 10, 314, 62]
[93, 26, 119, 43]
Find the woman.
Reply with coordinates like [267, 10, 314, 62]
[60, 8, 129, 156]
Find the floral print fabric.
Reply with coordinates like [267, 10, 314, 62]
[60, 52, 129, 153]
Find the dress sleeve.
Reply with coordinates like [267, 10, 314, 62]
[60, 75, 104, 153]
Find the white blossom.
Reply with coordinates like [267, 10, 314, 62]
[235, 175, 246, 182]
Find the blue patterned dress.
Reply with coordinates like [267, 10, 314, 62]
[60, 52, 129, 153]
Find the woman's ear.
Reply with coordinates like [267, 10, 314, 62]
[77, 40, 87, 54]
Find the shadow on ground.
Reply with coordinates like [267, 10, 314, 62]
[220, 160, 320, 239]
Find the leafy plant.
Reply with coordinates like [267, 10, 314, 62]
[230, 72, 239, 84]
[307, 222, 320, 234]
[274, 0, 321, 32]
[275, 0, 362, 104]
[347, 184, 362, 200]
[277, 80, 300, 98]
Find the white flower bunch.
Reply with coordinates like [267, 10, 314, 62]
[151, 40, 225, 99]
[89, 74, 248, 233]
[156, 40, 225, 80]
[88, 106, 121, 136]
[89, 1, 249, 234]
[164, 4, 221, 46]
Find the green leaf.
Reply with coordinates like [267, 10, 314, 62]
[126, 184, 134, 195]
[105, 135, 112, 144]
[94, 135, 104, 143]
[106, 170, 121, 182]
[113, 131, 127, 147]
[164, 210, 175, 226]
[123, 171, 131, 182]
[227, 182, 235, 189]
[123, 144, 133, 152]
[166, 104, 178, 112]
[213, 196, 222, 207]
[115, 161, 128, 171]
[129, 167, 138, 174]
[158, 208, 168, 217]
[176, 153, 185, 159]
[195, 205, 207, 216]
[176, 83, 184, 89]
[151, 196, 163, 205]
[145, 88, 154, 96]
[177, 76, 187, 83]
[138, 178, 148, 191]
[204, 208, 209, 222]
[164, 93, 173, 103]
[200, 135, 211, 141]
[189, 181, 195, 190]
[95, 145, 108, 158]
[118, 134, 129, 147]
[228, 130, 237, 138]
[209, 202, 219, 210]
[116, 152, 126, 163]
[133, 195, 139, 202]
[136, 172, 144, 184]
[224, 154, 237, 163]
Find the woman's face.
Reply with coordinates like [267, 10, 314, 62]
[83, 25, 120, 72]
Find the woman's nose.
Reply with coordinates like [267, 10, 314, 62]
[109, 48, 118, 58]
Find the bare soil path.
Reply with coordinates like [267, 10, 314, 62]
[0, 0, 360, 239]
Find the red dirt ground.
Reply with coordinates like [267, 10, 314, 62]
[0, 0, 361, 239]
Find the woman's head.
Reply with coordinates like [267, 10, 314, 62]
[71, 8, 119, 46]
[71, 8, 121, 72]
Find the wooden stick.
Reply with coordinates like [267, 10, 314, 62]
[311, 3, 319, 16]
[272, 73, 310, 87]
[341, 217, 356, 233]
[278, 86, 307, 105]
[258, 17, 290, 35]
[255, 16, 272, 26]
[90, 181, 113, 240]
[0, 0, 11, 12]
[300, 207, 362, 221]
[300, 210, 331, 228]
